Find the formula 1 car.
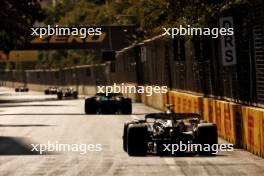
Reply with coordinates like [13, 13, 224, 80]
[123, 112, 218, 156]
[44, 87, 58, 95]
[85, 93, 132, 114]
[57, 88, 78, 100]
[15, 86, 29, 92]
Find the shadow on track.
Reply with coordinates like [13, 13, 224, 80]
[0, 113, 86, 116]
[0, 97, 84, 104]
[0, 98, 60, 104]
[0, 137, 52, 155]
[0, 113, 149, 116]
[0, 104, 67, 108]
[0, 124, 54, 127]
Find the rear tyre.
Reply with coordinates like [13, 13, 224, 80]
[57, 92, 63, 100]
[121, 98, 132, 114]
[44, 90, 49, 95]
[123, 121, 137, 152]
[73, 91, 78, 99]
[127, 124, 148, 156]
[196, 123, 218, 156]
[85, 98, 97, 114]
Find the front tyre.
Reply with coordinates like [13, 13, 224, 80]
[196, 123, 218, 156]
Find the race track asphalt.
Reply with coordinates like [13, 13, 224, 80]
[0, 87, 263, 176]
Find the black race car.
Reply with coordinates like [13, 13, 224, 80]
[85, 93, 132, 114]
[15, 86, 29, 92]
[57, 88, 78, 100]
[123, 113, 218, 156]
[44, 87, 58, 95]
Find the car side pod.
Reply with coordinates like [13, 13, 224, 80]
[195, 123, 218, 156]
[127, 124, 149, 156]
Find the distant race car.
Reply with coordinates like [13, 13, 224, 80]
[85, 93, 132, 114]
[123, 112, 218, 156]
[44, 87, 58, 95]
[15, 86, 29, 92]
[57, 88, 78, 100]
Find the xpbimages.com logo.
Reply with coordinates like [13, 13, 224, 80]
[31, 141, 102, 154]
[31, 25, 102, 38]
[163, 25, 234, 38]
[163, 141, 234, 155]
[97, 83, 168, 96]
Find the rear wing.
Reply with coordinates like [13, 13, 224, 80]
[145, 113, 201, 120]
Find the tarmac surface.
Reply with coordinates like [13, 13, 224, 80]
[0, 87, 263, 176]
